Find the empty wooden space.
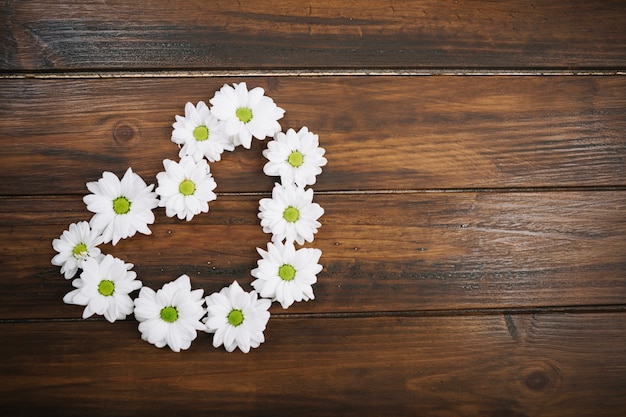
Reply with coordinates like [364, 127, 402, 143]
[2, 1, 625, 70]
[1, 1, 625, 416]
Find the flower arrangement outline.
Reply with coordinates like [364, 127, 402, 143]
[52, 82, 327, 353]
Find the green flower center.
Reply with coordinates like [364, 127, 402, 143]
[179, 179, 196, 196]
[193, 125, 209, 142]
[283, 206, 300, 223]
[113, 196, 131, 215]
[236, 107, 253, 123]
[97, 280, 115, 296]
[278, 264, 296, 281]
[160, 306, 179, 323]
[72, 243, 88, 258]
[287, 151, 304, 167]
[228, 309, 244, 327]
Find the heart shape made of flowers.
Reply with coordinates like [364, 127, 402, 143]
[51, 82, 327, 353]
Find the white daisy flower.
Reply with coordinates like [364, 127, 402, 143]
[251, 241, 322, 309]
[51, 221, 103, 279]
[204, 281, 271, 353]
[134, 275, 206, 352]
[62, 254, 141, 322]
[258, 182, 324, 245]
[263, 127, 327, 187]
[209, 82, 285, 149]
[156, 156, 217, 221]
[172, 101, 234, 162]
[83, 168, 159, 246]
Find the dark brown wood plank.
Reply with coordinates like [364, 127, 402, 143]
[1, 76, 625, 195]
[2, 313, 625, 416]
[2, 1, 626, 71]
[2, 192, 624, 319]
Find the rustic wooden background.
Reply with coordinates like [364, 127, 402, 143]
[1, 1, 625, 416]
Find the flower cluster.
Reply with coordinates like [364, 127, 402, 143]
[51, 83, 326, 353]
[254, 126, 326, 308]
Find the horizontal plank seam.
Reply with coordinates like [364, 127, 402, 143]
[2, 69, 626, 79]
[2, 186, 626, 200]
[273, 304, 626, 319]
[2, 304, 625, 324]
[312, 186, 626, 195]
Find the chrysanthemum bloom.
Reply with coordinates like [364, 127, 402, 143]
[134, 275, 206, 352]
[209, 82, 285, 149]
[62, 254, 141, 322]
[263, 127, 327, 187]
[258, 182, 324, 245]
[51, 221, 103, 279]
[251, 241, 322, 309]
[204, 281, 271, 353]
[156, 156, 217, 221]
[83, 168, 159, 245]
[172, 101, 234, 162]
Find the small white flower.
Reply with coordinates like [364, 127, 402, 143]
[210, 82, 285, 149]
[204, 281, 271, 353]
[134, 275, 206, 352]
[251, 241, 322, 309]
[156, 156, 217, 221]
[62, 254, 141, 322]
[263, 127, 327, 187]
[172, 101, 234, 162]
[51, 221, 103, 279]
[83, 168, 159, 245]
[258, 182, 324, 245]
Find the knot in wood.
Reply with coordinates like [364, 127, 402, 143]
[113, 119, 141, 145]
[524, 370, 549, 391]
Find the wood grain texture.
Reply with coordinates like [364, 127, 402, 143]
[2, 314, 626, 417]
[2, 0, 626, 71]
[1, 191, 624, 319]
[1, 76, 625, 195]
[2, 1, 626, 415]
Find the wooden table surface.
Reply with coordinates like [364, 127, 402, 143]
[1, 1, 625, 416]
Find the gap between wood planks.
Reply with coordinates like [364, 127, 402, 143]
[1, 69, 626, 79]
[2, 186, 626, 200]
[2, 304, 625, 324]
